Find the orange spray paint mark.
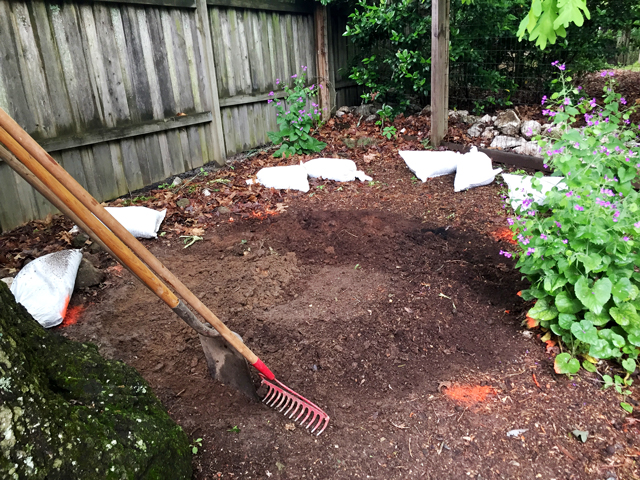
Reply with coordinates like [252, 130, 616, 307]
[59, 295, 70, 321]
[442, 384, 497, 407]
[526, 315, 539, 329]
[249, 208, 281, 220]
[61, 305, 86, 327]
[489, 227, 517, 245]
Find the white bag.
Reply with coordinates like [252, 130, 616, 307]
[10, 250, 82, 328]
[502, 173, 565, 210]
[454, 147, 503, 192]
[303, 158, 372, 182]
[256, 165, 310, 192]
[399, 150, 461, 182]
[105, 206, 166, 239]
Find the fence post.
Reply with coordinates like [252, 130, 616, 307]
[430, 0, 450, 147]
[195, 0, 227, 162]
[314, 4, 331, 121]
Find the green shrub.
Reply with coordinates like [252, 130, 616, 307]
[505, 64, 640, 375]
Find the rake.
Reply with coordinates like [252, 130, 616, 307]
[0, 107, 329, 436]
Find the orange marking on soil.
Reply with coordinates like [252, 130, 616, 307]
[517, 291, 522, 297]
[249, 208, 280, 220]
[526, 315, 539, 329]
[489, 227, 517, 245]
[442, 384, 497, 407]
[61, 305, 86, 327]
[59, 294, 70, 321]
[545, 340, 557, 353]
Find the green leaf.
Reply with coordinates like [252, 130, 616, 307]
[621, 402, 633, 414]
[598, 329, 625, 348]
[610, 303, 640, 327]
[554, 353, 580, 375]
[584, 311, 611, 326]
[558, 313, 577, 330]
[528, 298, 558, 321]
[544, 274, 568, 293]
[582, 360, 597, 372]
[555, 291, 582, 314]
[589, 339, 618, 359]
[612, 278, 639, 303]
[570, 320, 598, 344]
[550, 322, 567, 336]
[576, 253, 602, 274]
[622, 358, 636, 373]
[575, 276, 612, 314]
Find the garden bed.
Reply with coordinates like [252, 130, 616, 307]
[2, 107, 640, 479]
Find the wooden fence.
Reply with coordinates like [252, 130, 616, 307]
[0, 0, 358, 232]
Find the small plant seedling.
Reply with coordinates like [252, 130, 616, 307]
[227, 425, 241, 433]
[316, 185, 325, 190]
[200, 167, 209, 177]
[354, 264, 360, 270]
[180, 235, 203, 249]
[382, 126, 397, 139]
[191, 438, 203, 454]
[158, 183, 171, 189]
[240, 239, 247, 244]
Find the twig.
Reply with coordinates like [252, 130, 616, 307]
[437, 441, 444, 455]
[505, 368, 527, 377]
[176, 388, 186, 397]
[408, 437, 413, 458]
[457, 407, 468, 422]
[390, 421, 409, 429]
[342, 230, 358, 238]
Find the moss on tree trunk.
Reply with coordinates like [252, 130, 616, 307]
[0, 282, 191, 479]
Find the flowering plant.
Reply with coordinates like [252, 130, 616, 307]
[506, 64, 640, 376]
[266, 67, 326, 158]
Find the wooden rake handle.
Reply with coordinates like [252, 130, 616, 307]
[0, 108, 275, 381]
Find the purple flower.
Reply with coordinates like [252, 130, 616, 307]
[540, 234, 548, 240]
[622, 236, 630, 241]
[543, 164, 548, 169]
[269, 91, 274, 96]
[564, 98, 571, 105]
[575, 205, 584, 211]
[589, 98, 597, 108]
[559, 64, 566, 71]
[526, 247, 536, 256]
[555, 221, 562, 228]
[562, 239, 568, 244]
[267, 99, 273, 104]
[635, 221, 640, 228]
[507, 218, 514, 226]
[499, 250, 512, 258]
[541, 95, 547, 105]
[276, 79, 280, 85]
[566, 191, 573, 197]
[621, 97, 627, 105]
[291, 74, 298, 79]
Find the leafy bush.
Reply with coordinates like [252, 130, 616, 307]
[506, 64, 640, 376]
[327, 0, 640, 112]
[266, 67, 326, 158]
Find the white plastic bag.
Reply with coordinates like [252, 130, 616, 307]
[105, 206, 166, 239]
[10, 250, 82, 328]
[256, 165, 310, 192]
[399, 150, 461, 182]
[502, 173, 565, 210]
[303, 158, 372, 182]
[454, 147, 503, 192]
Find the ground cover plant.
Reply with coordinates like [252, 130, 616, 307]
[505, 65, 640, 394]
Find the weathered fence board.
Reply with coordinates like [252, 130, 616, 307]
[209, 5, 316, 154]
[0, 0, 222, 232]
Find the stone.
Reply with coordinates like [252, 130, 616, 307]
[481, 126, 496, 140]
[480, 114, 492, 124]
[72, 233, 90, 249]
[467, 122, 485, 138]
[202, 189, 211, 197]
[449, 110, 469, 123]
[337, 106, 352, 114]
[0, 282, 192, 479]
[490, 135, 526, 149]
[176, 198, 190, 208]
[171, 176, 182, 187]
[335, 110, 345, 117]
[520, 120, 542, 139]
[75, 257, 106, 289]
[514, 141, 543, 157]
[463, 114, 480, 125]
[354, 104, 376, 117]
[420, 105, 431, 116]
[364, 114, 378, 123]
[88, 241, 102, 254]
[494, 110, 521, 136]
[217, 206, 231, 215]
[542, 123, 563, 139]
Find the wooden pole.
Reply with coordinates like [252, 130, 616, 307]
[314, 4, 331, 121]
[430, 0, 450, 147]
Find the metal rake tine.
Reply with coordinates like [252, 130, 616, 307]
[288, 401, 304, 419]
[266, 390, 283, 408]
[274, 392, 289, 410]
[283, 399, 298, 417]
[304, 411, 319, 430]
[278, 396, 293, 412]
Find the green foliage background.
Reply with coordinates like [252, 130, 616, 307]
[322, 0, 640, 111]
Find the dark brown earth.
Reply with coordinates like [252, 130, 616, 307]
[2, 84, 640, 479]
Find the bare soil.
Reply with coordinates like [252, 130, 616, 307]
[2, 108, 640, 480]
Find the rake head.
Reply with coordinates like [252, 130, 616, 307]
[259, 374, 330, 435]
